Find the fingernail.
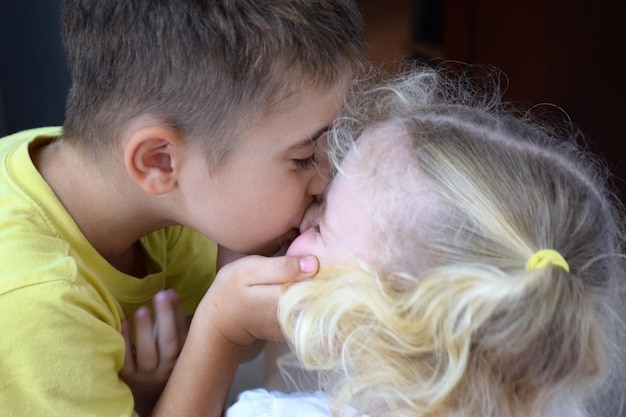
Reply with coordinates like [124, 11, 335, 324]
[136, 306, 150, 317]
[155, 289, 173, 302]
[299, 256, 317, 273]
[154, 291, 166, 304]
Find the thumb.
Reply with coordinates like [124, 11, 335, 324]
[237, 254, 319, 286]
[268, 255, 319, 284]
[294, 255, 319, 280]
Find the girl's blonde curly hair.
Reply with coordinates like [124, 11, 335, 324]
[279, 64, 626, 417]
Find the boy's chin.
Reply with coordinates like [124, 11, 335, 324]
[255, 228, 300, 257]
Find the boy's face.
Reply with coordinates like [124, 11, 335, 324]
[286, 132, 376, 268]
[183, 86, 344, 255]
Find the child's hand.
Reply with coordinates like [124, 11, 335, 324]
[216, 245, 246, 271]
[197, 254, 319, 348]
[120, 290, 189, 416]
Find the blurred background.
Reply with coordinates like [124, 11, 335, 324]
[360, 0, 626, 202]
[1, 0, 624, 201]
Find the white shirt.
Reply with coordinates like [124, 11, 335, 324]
[226, 389, 586, 417]
[226, 389, 365, 417]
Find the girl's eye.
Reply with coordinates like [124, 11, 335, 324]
[312, 222, 321, 233]
[294, 154, 318, 170]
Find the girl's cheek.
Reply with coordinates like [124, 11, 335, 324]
[286, 229, 317, 256]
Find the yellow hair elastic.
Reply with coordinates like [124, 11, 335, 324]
[526, 249, 570, 272]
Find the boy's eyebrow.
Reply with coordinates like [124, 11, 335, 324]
[288, 126, 331, 151]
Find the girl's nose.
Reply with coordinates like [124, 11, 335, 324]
[299, 197, 323, 233]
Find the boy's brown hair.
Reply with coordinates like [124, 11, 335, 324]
[60, 0, 364, 164]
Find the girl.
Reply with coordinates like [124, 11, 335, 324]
[228, 66, 626, 417]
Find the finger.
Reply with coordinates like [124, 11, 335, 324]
[134, 306, 158, 372]
[119, 322, 136, 377]
[172, 304, 190, 348]
[154, 290, 183, 366]
[225, 255, 319, 286]
[270, 255, 319, 284]
[295, 256, 319, 279]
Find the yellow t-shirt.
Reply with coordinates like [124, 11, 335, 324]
[0, 127, 217, 416]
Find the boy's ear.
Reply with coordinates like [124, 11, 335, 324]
[124, 125, 182, 195]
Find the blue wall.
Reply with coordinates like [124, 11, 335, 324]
[0, 1, 70, 136]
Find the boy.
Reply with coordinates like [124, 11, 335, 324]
[0, 1, 364, 416]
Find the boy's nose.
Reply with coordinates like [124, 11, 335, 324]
[307, 148, 330, 196]
[307, 171, 329, 197]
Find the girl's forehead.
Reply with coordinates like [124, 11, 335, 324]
[343, 124, 410, 177]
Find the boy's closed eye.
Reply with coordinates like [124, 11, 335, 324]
[293, 153, 318, 170]
[290, 127, 330, 171]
